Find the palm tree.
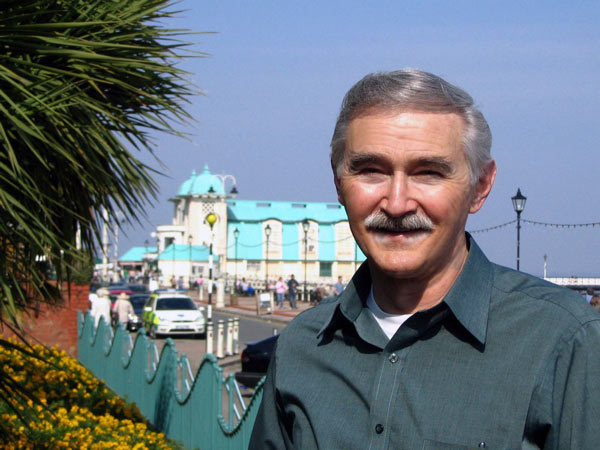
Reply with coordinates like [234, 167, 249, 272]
[0, 0, 201, 407]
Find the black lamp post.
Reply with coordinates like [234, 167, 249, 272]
[264, 224, 271, 290]
[302, 219, 309, 301]
[233, 228, 240, 292]
[205, 213, 217, 306]
[188, 235, 193, 289]
[511, 188, 527, 271]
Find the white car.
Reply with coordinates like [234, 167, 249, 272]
[143, 293, 205, 339]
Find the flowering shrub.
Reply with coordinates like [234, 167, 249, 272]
[0, 338, 182, 449]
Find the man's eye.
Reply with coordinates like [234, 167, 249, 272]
[417, 170, 443, 177]
[359, 167, 381, 174]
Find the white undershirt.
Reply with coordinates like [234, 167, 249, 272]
[366, 288, 413, 340]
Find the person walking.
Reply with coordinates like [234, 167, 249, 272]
[275, 277, 287, 308]
[287, 275, 299, 309]
[334, 276, 345, 295]
[91, 287, 111, 328]
[113, 292, 134, 327]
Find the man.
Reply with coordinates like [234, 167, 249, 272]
[287, 274, 299, 309]
[334, 275, 345, 295]
[113, 292, 134, 327]
[91, 287, 111, 328]
[250, 69, 600, 449]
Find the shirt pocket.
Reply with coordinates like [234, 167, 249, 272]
[422, 439, 483, 450]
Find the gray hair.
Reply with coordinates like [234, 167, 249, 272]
[330, 69, 492, 185]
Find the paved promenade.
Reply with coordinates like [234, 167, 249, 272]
[193, 292, 316, 325]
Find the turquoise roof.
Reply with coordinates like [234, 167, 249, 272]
[176, 165, 225, 196]
[120, 246, 157, 261]
[226, 199, 348, 223]
[158, 244, 220, 262]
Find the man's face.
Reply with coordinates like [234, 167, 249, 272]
[334, 110, 495, 281]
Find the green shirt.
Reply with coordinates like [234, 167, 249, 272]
[250, 236, 600, 449]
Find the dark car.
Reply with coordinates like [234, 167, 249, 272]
[235, 334, 279, 388]
[108, 283, 149, 294]
[127, 294, 149, 331]
[126, 283, 149, 294]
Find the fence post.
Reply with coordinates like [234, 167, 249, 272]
[226, 319, 233, 356]
[206, 321, 214, 355]
[233, 318, 240, 354]
[216, 320, 225, 359]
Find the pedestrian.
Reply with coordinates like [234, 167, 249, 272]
[148, 276, 159, 292]
[275, 277, 287, 308]
[333, 276, 344, 295]
[113, 292, 134, 327]
[250, 68, 600, 448]
[240, 278, 249, 295]
[91, 287, 111, 328]
[88, 289, 98, 312]
[287, 275, 299, 309]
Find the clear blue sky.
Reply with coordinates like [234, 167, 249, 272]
[119, 1, 600, 277]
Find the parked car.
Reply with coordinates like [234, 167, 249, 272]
[142, 292, 205, 339]
[126, 294, 149, 331]
[108, 286, 134, 301]
[125, 283, 149, 294]
[108, 283, 149, 294]
[235, 334, 279, 388]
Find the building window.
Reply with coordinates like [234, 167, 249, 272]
[165, 237, 175, 247]
[247, 261, 261, 272]
[319, 262, 332, 277]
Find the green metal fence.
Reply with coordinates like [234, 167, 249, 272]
[77, 311, 262, 449]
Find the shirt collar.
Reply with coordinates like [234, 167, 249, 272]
[317, 262, 371, 338]
[442, 234, 493, 345]
[318, 234, 493, 345]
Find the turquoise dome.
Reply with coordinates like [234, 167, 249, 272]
[177, 165, 224, 196]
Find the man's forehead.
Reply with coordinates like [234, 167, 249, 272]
[348, 108, 466, 134]
[344, 111, 465, 155]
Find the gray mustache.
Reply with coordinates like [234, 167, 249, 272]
[364, 212, 434, 233]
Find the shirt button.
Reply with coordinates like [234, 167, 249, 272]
[388, 353, 398, 363]
[375, 424, 384, 434]
[478, 443, 487, 448]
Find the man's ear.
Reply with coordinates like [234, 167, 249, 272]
[469, 159, 497, 214]
[332, 160, 345, 206]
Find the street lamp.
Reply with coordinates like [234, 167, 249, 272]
[264, 224, 272, 290]
[205, 213, 217, 311]
[511, 188, 527, 271]
[188, 235, 193, 290]
[171, 241, 176, 281]
[302, 219, 309, 302]
[233, 228, 240, 292]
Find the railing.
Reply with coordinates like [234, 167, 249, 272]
[77, 312, 263, 449]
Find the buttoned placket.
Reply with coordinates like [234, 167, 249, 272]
[365, 305, 450, 450]
[367, 348, 405, 450]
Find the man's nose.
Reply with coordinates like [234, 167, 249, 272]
[379, 174, 417, 217]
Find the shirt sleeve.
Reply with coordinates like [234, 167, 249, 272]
[249, 345, 294, 449]
[544, 319, 600, 448]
